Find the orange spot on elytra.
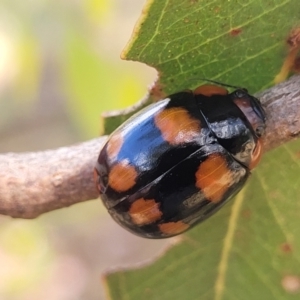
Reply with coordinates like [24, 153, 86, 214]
[275, 28, 300, 84]
[108, 160, 137, 192]
[159, 221, 189, 235]
[195, 154, 232, 202]
[155, 107, 201, 145]
[106, 133, 123, 160]
[193, 84, 228, 97]
[249, 139, 263, 169]
[129, 198, 163, 225]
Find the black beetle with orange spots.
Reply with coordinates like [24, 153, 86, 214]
[94, 82, 266, 238]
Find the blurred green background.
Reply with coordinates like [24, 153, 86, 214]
[0, 1, 168, 299]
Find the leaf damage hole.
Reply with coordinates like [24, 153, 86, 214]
[149, 81, 166, 101]
[241, 209, 251, 219]
[214, 7, 220, 13]
[280, 242, 293, 253]
[230, 28, 242, 36]
[274, 28, 300, 84]
[282, 275, 300, 294]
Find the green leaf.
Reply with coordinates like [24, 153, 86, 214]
[123, 0, 300, 94]
[103, 0, 300, 134]
[104, 1, 300, 299]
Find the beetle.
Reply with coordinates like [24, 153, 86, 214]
[94, 82, 266, 238]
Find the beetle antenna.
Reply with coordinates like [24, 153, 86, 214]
[198, 78, 244, 90]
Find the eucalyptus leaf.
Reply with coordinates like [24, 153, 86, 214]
[104, 1, 300, 299]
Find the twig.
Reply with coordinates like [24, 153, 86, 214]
[0, 137, 106, 218]
[0, 75, 300, 219]
[258, 75, 300, 151]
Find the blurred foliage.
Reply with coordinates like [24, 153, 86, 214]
[0, 0, 153, 138]
[0, 221, 50, 297]
[63, 31, 146, 136]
